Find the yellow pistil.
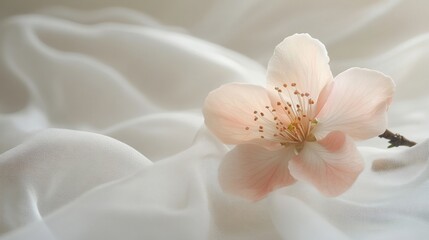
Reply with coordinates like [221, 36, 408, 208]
[245, 82, 319, 149]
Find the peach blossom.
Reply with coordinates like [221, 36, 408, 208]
[204, 33, 395, 200]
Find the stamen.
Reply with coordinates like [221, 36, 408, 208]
[248, 84, 317, 145]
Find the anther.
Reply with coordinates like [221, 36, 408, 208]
[291, 83, 297, 87]
[245, 127, 250, 130]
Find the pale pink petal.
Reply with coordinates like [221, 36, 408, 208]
[315, 67, 395, 140]
[219, 144, 296, 201]
[288, 131, 364, 197]
[203, 83, 280, 148]
[266, 33, 333, 102]
[315, 81, 334, 116]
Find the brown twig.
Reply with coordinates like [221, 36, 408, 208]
[378, 129, 416, 148]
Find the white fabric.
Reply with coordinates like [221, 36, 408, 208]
[1, 1, 429, 239]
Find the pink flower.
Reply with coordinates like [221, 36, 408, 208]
[203, 34, 395, 200]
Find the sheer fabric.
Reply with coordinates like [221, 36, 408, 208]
[1, 1, 429, 239]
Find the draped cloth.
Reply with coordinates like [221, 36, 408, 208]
[1, 1, 429, 239]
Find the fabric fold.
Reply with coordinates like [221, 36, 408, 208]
[1, 3, 429, 240]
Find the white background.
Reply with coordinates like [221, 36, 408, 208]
[1, 1, 429, 239]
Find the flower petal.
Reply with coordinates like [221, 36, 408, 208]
[219, 144, 296, 201]
[288, 131, 364, 197]
[203, 83, 280, 147]
[315, 67, 395, 140]
[266, 33, 333, 101]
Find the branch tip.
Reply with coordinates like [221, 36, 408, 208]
[378, 129, 416, 148]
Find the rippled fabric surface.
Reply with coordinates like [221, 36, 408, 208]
[1, 1, 429, 239]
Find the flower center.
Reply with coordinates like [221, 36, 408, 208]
[245, 82, 318, 147]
